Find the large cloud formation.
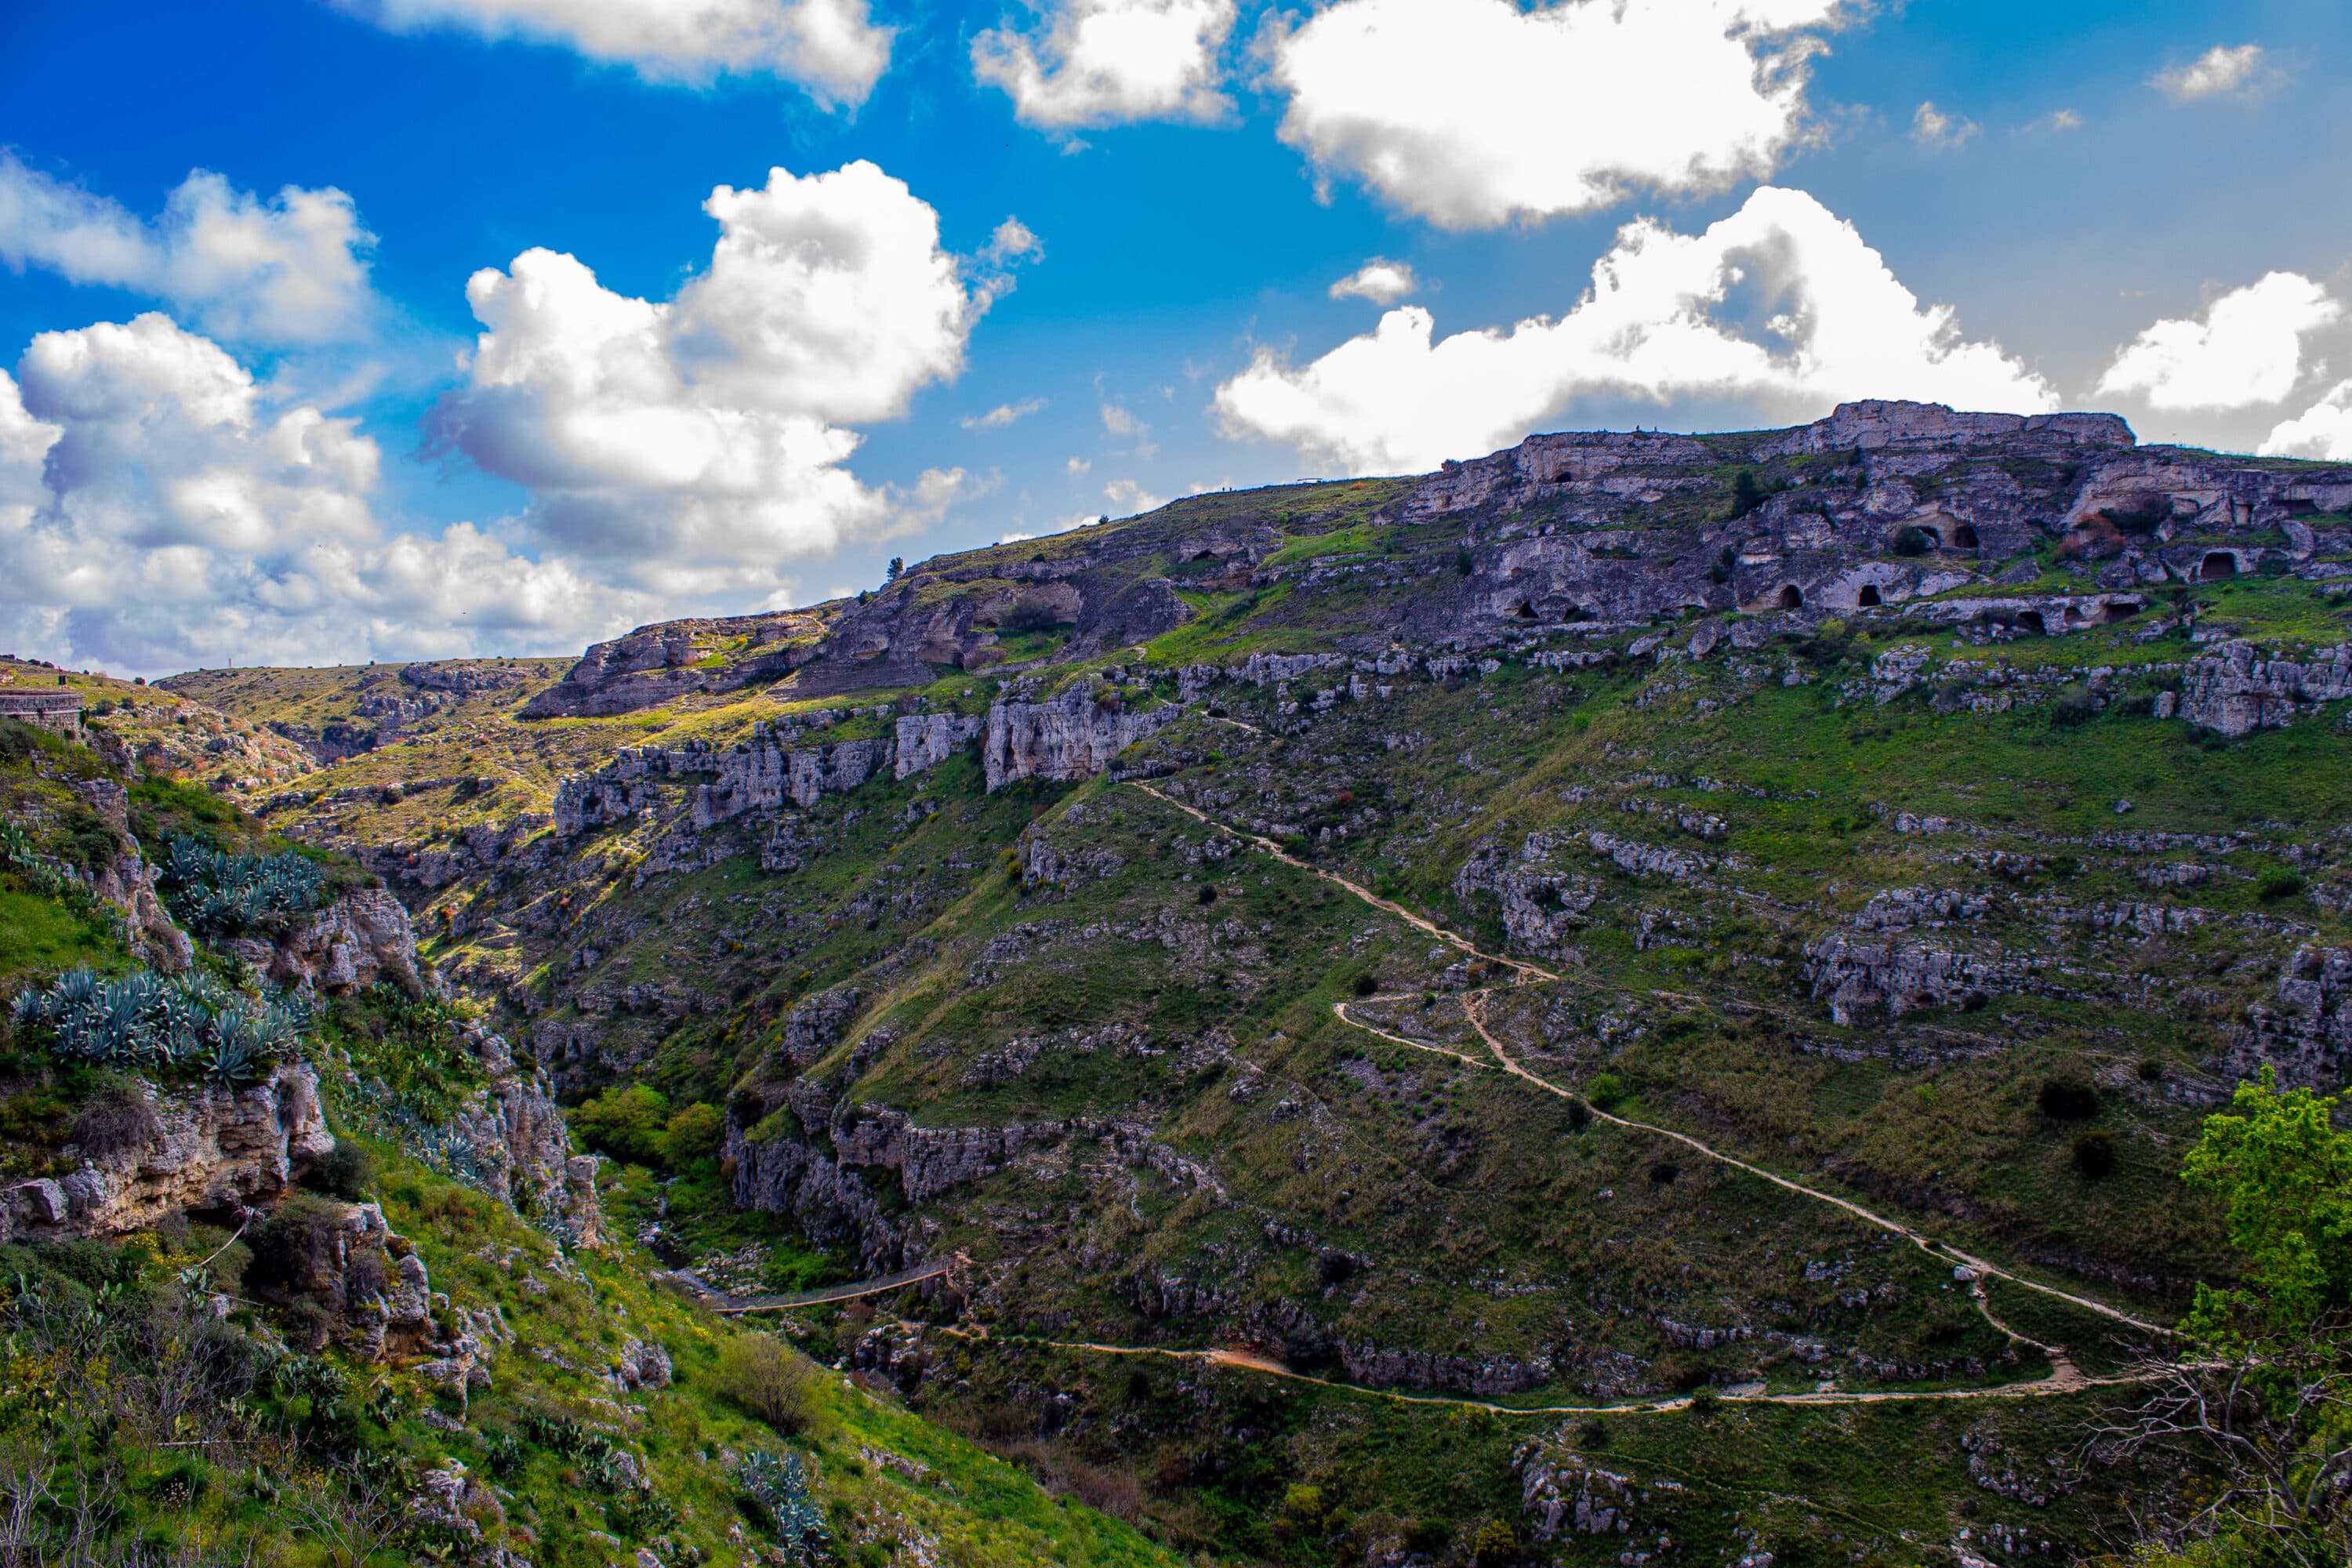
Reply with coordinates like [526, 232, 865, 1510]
[0, 314, 630, 674]
[972, 0, 1235, 128]
[1272, 0, 1845, 229]
[1213, 186, 2055, 475]
[2096, 271, 2340, 412]
[427, 161, 1000, 597]
[333, 0, 891, 106]
[0, 155, 379, 344]
[2263, 381, 2352, 461]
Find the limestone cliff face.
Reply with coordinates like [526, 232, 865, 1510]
[246, 888, 424, 997]
[982, 686, 1180, 790]
[894, 712, 985, 779]
[2179, 641, 2352, 737]
[552, 713, 982, 837]
[444, 1025, 605, 1246]
[0, 1062, 334, 1243]
[2225, 946, 2352, 1087]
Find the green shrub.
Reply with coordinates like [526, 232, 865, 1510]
[1585, 1073, 1626, 1110]
[1891, 525, 1929, 557]
[2038, 1076, 2099, 1120]
[2071, 1130, 2117, 1178]
[305, 1142, 376, 1200]
[714, 1334, 818, 1434]
[659, 1102, 728, 1167]
[2050, 689, 2098, 727]
[572, 1083, 672, 1167]
[2259, 871, 2307, 902]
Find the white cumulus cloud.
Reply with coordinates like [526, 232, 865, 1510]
[2261, 380, 2352, 461]
[1213, 185, 2055, 475]
[427, 161, 991, 597]
[0, 155, 379, 344]
[336, 0, 892, 105]
[2096, 271, 2339, 412]
[1911, 101, 1977, 151]
[962, 398, 1045, 430]
[1272, 0, 1845, 230]
[2153, 43, 2267, 102]
[973, 0, 1235, 128]
[1330, 260, 1419, 305]
[1103, 477, 1165, 514]
[0, 314, 634, 675]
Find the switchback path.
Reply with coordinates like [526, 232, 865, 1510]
[1123, 778, 2174, 1344]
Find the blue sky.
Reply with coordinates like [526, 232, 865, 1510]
[3, 0, 2350, 675]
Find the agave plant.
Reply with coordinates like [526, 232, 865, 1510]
[739, 1451, 829, 1562]
[155, 836, 325, 938]
[201, 1033, 260, 1087]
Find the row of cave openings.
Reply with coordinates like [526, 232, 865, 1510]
[1505, 542, 2245, 625]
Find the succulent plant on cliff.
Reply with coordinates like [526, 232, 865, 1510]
[739, 1450, 829, 1564]
[11, 964, 308, 1077]
[155, 834, 325, 938]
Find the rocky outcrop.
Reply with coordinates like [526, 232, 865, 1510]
[1338, 1341, 1553, 1396]
[829, 1103, 1061, 1203]
[0, 1062, 333, 1243]
[983, 686, 1181, 790]
[2178, 641, 2352, 736]
[445, 1025, 605, 1245]
[2223, 946, 2352, 1087]
[262, 888, 424, 996]
[1454, 840, 1600, 958]
[894, 712, 985, 779]
[1803, 931, 2007, 1024]
[724, 1122, 906, 1274]
[781, 985, 863, 1067]
[90, 848, 196, 972]
[695, 737, 891, 826]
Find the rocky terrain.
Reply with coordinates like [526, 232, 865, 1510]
[11, 399, 2352, 1566]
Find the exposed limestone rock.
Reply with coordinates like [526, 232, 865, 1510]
[2178, 641, 2352, 736]
[270, 888, 424, 996]
[613, 1336, 673, 1391]
[695, 737, 891, 826]
[982, 686, 1181, 790]
[782, 985, 863, 1067]
[2223, 946, 2352, 1087]
[0, 1063, 333, 1243]
[1802, 931, 2009, 1024]
[1519, 1448, 1683, 1541]
[445, 1025, 605, 1245]
[829, 1104, 1062, 1204]
[894, 712, 985, 779]
[90, 848, 196, 971]
[1454, 840, 1600, 957]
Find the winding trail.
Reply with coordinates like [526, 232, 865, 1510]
[1016, 1338, 2145, 1416]
[1127, 779, 2173, 1345]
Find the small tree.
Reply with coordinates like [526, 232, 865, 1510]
[2100, 1068, 2352, 1565]
[886, 557, 903, 581]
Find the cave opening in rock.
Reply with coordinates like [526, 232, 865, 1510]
[1857, 584, 1882, 607]
[2201, 551, 2237, 582]
[1515, 600, 1537, 620]
[1951, 523, 1978, 549]
[2016, 610, 2046, 635]
[1777, 585, 1804, 609]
